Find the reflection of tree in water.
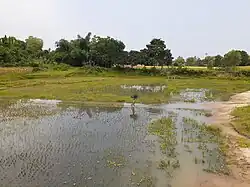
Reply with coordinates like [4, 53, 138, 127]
[144, 107, 163, 115]
[129, 105, 138, 120]
[74, 105, 123, 118]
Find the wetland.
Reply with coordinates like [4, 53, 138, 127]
[0, 70, 250, 186]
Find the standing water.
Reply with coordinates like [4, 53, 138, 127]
[0, 97, 227, 187]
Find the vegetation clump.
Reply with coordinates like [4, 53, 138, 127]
[148, 118, 177, 155]
[231, 105, 250, 138]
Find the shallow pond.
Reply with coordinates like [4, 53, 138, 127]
[0, 98, 227, 187]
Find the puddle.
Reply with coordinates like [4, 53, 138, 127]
[0, 100, 226, 187]
[179, 88, 213, 103]
[28, 99, 62, 105]
[121, 85, 167, 92]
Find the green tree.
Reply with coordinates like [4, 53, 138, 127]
[54, 39, 72, 64]
[223, 50, 242, 69]
[237, 50, 249, 66]
[116, 51, 128, 67]
[186, 57, 197, 66]
[145, 38, 172, 68]
[139, 49, 150, 66]
[25, 36, 43, 58]
[164, 49, 173, 66]
[214, 55, 223, 67]
[173, 56, 185, 67]
[205, 56, 215, 69]
[0, 36, 29, 66]
[89, 36, 125, 68]
[70, 33, 92, 66]
[128, 50, 141, 67]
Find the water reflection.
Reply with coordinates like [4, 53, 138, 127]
[0, 99, 226, 187]
[121, 85, 167, 92]
[0, 101, 162, 187]
[179, 88, 213, 103]
[130, 105, 138, 120]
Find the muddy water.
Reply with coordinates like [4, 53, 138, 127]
[0, 96, 226, 187]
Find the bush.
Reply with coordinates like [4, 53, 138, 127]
[52, 63, 71, 71]
[32, 67, 45, 72]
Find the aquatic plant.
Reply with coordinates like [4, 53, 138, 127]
[148, 118, 177, 155]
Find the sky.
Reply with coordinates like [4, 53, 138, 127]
[1, 0, 250, 58]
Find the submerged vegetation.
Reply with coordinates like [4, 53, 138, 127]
[148, 117, 177, 155]
[182, 117, 230, 175]
[148, 115, 230, 176]
[1, 29, 250, 187]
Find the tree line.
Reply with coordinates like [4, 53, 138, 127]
[0, 33, 249, 69]
[174, 50, 250, 68]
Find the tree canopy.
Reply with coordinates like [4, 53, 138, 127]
[0, 33, 249, 69]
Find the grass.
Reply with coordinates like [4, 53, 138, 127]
[1, 67, 250, 103]
[237, 137, 250, 148]
[184, 98, 196, 103]
[148, 118, 177, 155]
[231, 105, 250, 138]
[0, 67, 33, 74]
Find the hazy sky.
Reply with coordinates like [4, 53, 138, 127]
[1, 0, 250, 58]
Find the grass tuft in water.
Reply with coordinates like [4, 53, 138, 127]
[184, 98, 196, 103]
[148, 118, 177, 156]
[204, 111, 213, 117]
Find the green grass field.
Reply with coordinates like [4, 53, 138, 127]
[1, 67, 250, 104]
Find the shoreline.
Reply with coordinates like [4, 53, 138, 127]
[203, 91, 250, 185]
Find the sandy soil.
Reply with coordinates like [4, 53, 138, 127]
[197, 91, 250, 187]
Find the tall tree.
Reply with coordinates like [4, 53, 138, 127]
[223, 50, 242, 68]
[128, 50, 141, 67]
[173, 56, 185, 67]
[214, 55, 223, 67]
[0, 36, 29, 66]
[205, 56, 215, 69]
[237, 50, 249, 66]
[25, 36, 43, 58]
[144, 38, 172, 67]
[54, 39, 72, 64]
[70, 33, 92, 66]
[89, 36, 125, 68]
[186, 56, 198, 66]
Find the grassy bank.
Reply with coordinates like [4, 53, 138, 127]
[231, 106, 250, 139]
[1, 67, 250, 103]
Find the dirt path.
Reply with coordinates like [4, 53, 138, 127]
[197, 91, 250, 187]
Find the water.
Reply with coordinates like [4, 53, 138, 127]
[121, 85, 167, 92]
[0, 98, 227, 187]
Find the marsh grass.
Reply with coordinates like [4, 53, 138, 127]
[130, 168, 155, 186]
[182, 117, 230, 175]
[1, 68, 250, 103]
[148, 118, 177, 155]
[231, 105, 250, 138]
[184, 98, 196, 103]
[194, 110, 213, 117]
[237, 137, 250, 148]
